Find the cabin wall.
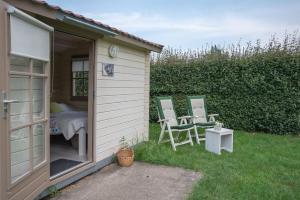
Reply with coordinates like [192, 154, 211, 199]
[51, 48, 89, 110]
[95, 38, 150, 161]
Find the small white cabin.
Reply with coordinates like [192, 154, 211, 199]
[0, 0, 163, 199]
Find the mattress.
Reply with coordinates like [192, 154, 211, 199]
[50, 111, 88, 140]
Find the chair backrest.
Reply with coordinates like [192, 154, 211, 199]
[186, 95, 208, 123]
[156, 96, 178, 126]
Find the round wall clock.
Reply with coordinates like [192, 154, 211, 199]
[108, 45, 119, 58]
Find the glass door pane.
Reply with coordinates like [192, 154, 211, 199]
[10, 127, 30, 183]
[32, 77, 45, 121]
[9, 55, 48, 184]
[9, 75, 31, 129]
[32, 60, 45, 74]
[10, 55, 30, 72]
[33, 123, 45, 167]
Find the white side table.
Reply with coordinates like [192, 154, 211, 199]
[205, 128, 233, 155]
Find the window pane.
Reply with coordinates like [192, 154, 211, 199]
[73, 71, 84, 78]
[32, 78, 45, 121]
[33, 123, 45, 167]
[84, 71, 88, 79]
[10, 55, 30, 72]
[83, 79, 88, 96]
[72, 79, 76, 96]
[10, 75, 30, 90]
[10, 127, 30, 184]
[10, 114, 31, 129]
[72, 61, 83, 72]
[10, 75, 31, 129]
[32, 59, 45, 74]
[84, 60, 89, 71]
[77, 79, 84, 96]
[72, 58, 89, 97]
[73, 79, 84, 96]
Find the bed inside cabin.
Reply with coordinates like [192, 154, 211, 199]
[50, 31, 92, 178]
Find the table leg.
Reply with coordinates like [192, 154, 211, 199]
[205, 132, 221, 155]
[222, 134, 233, 153]
[78, 129, 86, 160]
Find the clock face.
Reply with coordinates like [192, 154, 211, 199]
[108, 45, 119, 58]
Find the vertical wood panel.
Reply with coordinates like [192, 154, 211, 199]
[144, 53, 150, 141]
[88, 40, 95, 162]
[0, 2, 8, 199]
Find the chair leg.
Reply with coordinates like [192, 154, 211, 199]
[187, 129, 193, 146]
[194, 125, 200, 144]
[175, 131, 180, 141]
[158, 122, 166, 144]
[167, 124, 176, 151]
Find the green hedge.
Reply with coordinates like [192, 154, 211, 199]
[150, 38, 300, 135]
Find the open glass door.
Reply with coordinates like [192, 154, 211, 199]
[2, 5, 53, 200]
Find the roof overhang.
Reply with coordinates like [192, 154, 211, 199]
[4, 0, 164, 53]
[56, 14, 118, 37]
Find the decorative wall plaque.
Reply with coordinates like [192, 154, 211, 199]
[102, 63, 114, 77]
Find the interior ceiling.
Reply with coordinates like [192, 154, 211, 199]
[54, 31, 90, 53]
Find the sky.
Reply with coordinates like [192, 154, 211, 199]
[47, 0, 300, 49]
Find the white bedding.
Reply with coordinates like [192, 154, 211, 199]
[50, 111, 88, 140]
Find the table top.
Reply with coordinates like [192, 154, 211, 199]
[206, 128, 233, 134]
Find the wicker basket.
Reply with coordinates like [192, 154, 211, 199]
[116, 148, 134, 167]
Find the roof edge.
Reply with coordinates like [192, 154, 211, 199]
[32, 0, 164, 52]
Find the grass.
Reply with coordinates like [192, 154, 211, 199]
[134, 123, 300, 200]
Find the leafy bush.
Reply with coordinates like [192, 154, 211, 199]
[150, 34, 300, 135]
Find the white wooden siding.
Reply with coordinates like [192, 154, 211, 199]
[95, 39, 150, 162]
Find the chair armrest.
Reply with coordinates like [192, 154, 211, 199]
[177, 115, 192, 119]
[208, 114, 219, 122]
[158, 118, 169, 123]
[178, 116, 192, 125]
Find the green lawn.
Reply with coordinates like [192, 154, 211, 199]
[134, 123, 300, 200]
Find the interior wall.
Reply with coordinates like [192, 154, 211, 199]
[51, 47, 89, 110]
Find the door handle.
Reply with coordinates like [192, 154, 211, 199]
[3, 99, 19, 104]
[1, 91, 20, 119]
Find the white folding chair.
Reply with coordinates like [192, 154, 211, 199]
[186, 95, 219, 144]
[156, 96, 194, 151]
